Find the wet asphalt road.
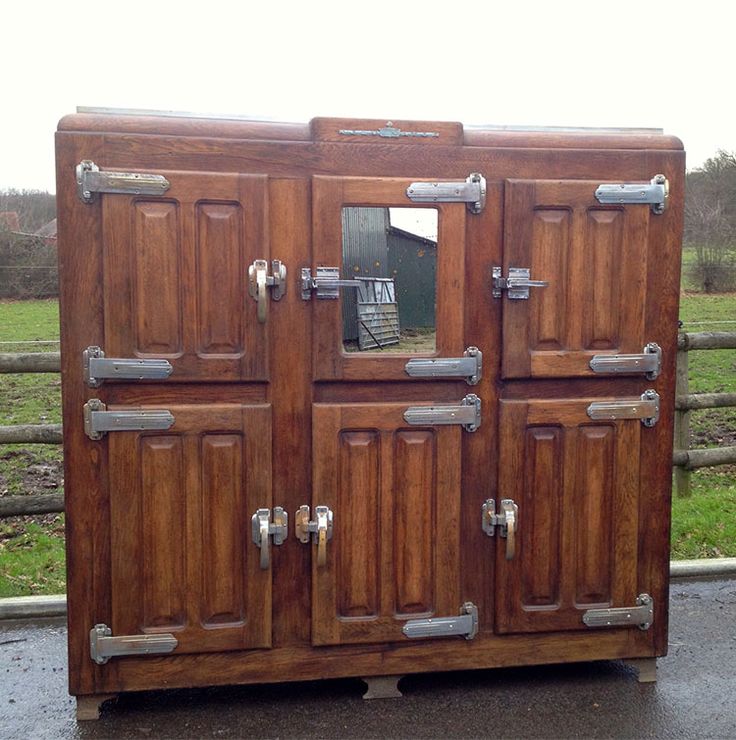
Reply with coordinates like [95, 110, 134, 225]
[1, 577, 735, 739]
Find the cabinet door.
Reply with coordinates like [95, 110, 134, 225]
[102, 171, 269, 381]
[109, 404, 272, 653]
[311, 403, 462, 646]
[495, 399, 641, 634]
[502, 179, 650, 379]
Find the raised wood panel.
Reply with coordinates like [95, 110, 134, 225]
[502, 180, 650, 378]
[312, 403, 460, 646]
[134, 202, 182, 355]
[109, 404, 272, 654]
[102, 172, 268, 381]
[495, 399, 641, 634]
[337, 431, 380, 618]
[196, 203, 244, 356]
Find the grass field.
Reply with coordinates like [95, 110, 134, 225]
[0, 290, 734, 596]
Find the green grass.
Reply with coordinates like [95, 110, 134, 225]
[0, 288, 734, 597]
[0, 299, 64, 596]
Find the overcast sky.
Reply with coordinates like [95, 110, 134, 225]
[2, 1, 734, 192]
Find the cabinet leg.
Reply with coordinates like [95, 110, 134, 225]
[362, 675, 403, 700]
[76, 694, 118, 721]
[623, 657, 657, 683]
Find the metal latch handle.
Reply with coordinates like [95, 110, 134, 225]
[248, 259, 287, 324]
[482, 498, 518, 561]
[251, 507, 288, 570]
[295, 505, 334, 566]
[492, 267, 549, 299]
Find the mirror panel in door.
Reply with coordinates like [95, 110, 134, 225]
[312, 176, 465, 381]
[341, 207, 438, 354]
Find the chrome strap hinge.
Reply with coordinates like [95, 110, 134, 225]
[589, 343, 662, 380]
[406, 173, 487, 214]
[587, 389, 660, 427]
[295, 505, 334, 567]
[83, 399, 175, 440]
[482, 499, 518, 560]
[402, 602, 478, 640]
[404, 346, 482, 385]
[83, 346, 173, 387]
[76, 160, 170, 203]
[251, 507, 288, 570]
[492, 266, 549, 299]
[89, 624, 178, 664]
[595, 174, 669, 214]
[403, 393, 481, 432]
[582, 594, 654, 630]
[301, 267, 361, 300]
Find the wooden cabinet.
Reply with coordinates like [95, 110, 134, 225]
[56, 113, 684, 710]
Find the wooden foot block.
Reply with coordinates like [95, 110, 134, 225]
[76, 693, 118, 721]
[623, 657, 657, 683]
[362, 675, 403, 700]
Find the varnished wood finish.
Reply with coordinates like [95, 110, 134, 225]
[56, 113, 684, 702]
[311, 403, 460, 645]
[495, 399, 640, 634]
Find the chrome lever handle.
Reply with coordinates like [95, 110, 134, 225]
[506, 277, 549, 289]
[252, 507, 288, 570]
[295, 505, 334, 567]
[259, 514, 270, 569]
[500, 499, 517, 561]
[248, 259, 287, 324]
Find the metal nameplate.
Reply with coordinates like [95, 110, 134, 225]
[582, 594, 654, 630]
[406, 173, 487, 214]
[83, 346, 173, 387]
[403, 394, 481, 432]
[586, 390, 660, 427]
[594, 175, 669, 214]
[589, 343, 662, 380]
[83, 399, 175, 440]
[404, 347, 482, 385]
[76, 160, 170, 203]
[403, 602, 478, 640]
[89, 624, 178, 664]
[339, 122, 439, 139]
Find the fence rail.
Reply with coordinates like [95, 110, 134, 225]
[1, 331, 734, 516]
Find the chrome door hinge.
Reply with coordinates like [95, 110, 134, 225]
[248, 259, 286, 324]
[403, 393, 481, 432]
[402, 602, 479, 640]
[301, 267, 361, 300]
[482, 499, 518, 560]
[83, 399, 175, 440]
[587, 389, 660, 427]
[251, 507, 288, 570]
[582, 594, 654, 630]
[404, 346, 482, 385]
[89, 624, 178, 664]
[589, 343, 662, 380]
[492, 266, 549, 299]
[83, 346, 173, 388]
[406, 173, 487, 214]
[595, 174, 669, 214]
[295, 505, 334, 566]
[76, 160, 170, 203]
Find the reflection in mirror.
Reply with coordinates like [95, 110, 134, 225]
[342, 207, 438, 354]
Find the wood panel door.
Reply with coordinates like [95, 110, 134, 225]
[311, 403, 462, 646]
[502, 179, 650, 379]
[109, 404, 272, 653]
[101, 171, 269, 382]
[494, 399, 642, 634]
[311, 176, 465, 381]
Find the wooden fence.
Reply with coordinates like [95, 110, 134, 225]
[1, 334, 735, 517]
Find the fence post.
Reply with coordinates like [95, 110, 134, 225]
[674, 342, 691, 497]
